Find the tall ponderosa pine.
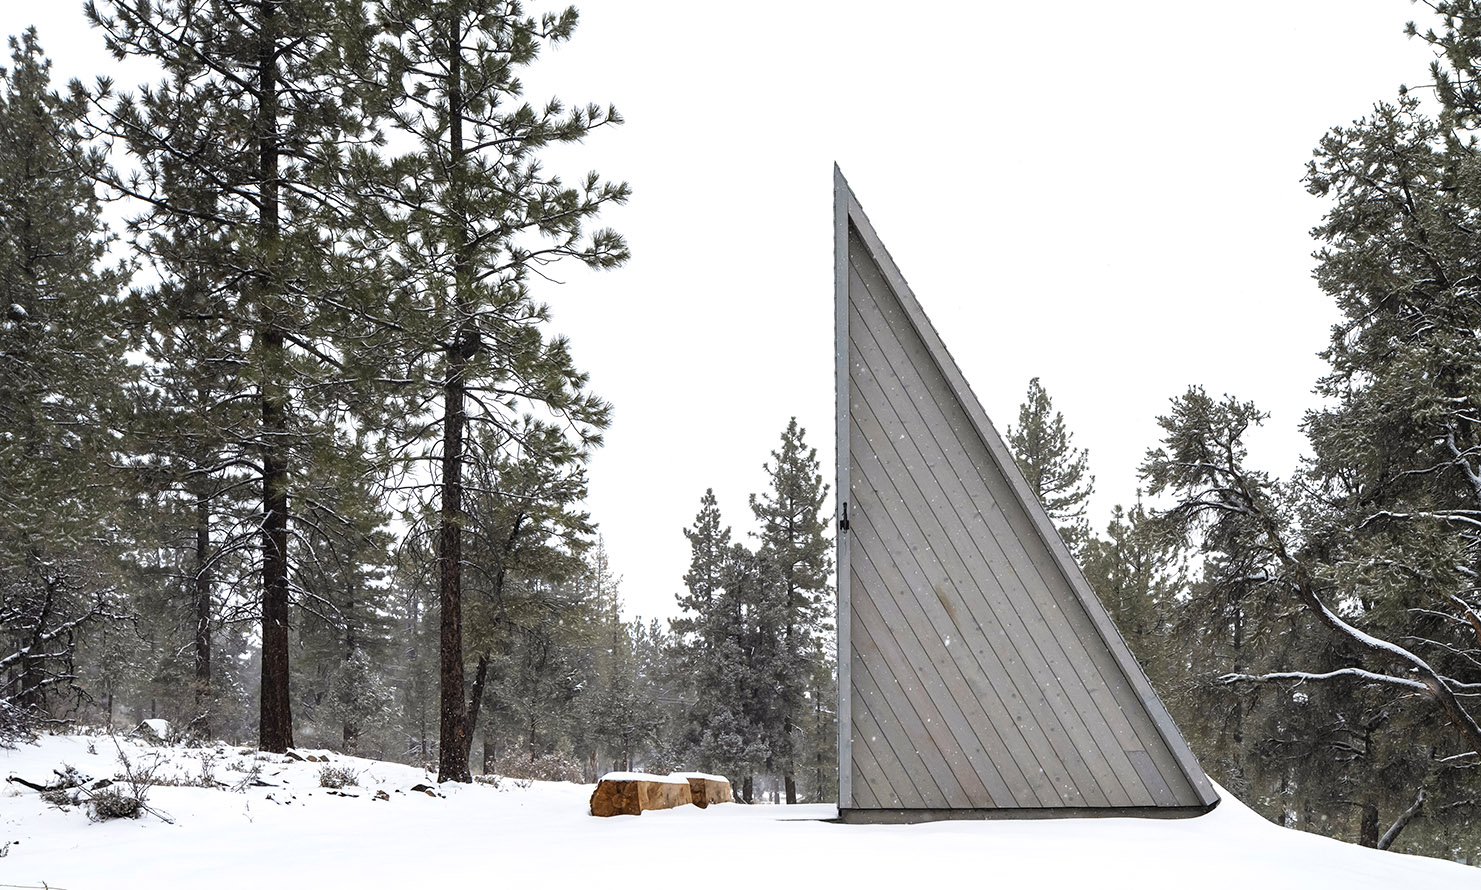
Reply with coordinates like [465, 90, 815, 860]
[1292, 60, 1481, 847]
[355, 0, 627, 782]
[1006, 378, 1094, 555]
[0, 29, 129, 721]
[749, 419, 831, 804]
[87, 0, 380, 752]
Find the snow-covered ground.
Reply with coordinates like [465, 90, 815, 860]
[1, 733, 1473, 889]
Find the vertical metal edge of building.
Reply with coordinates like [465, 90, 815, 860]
[834, 164, 854, 813]
[834, 168, 1219, 823]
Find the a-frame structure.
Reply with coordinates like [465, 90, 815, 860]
[834, 167, 1218, 822]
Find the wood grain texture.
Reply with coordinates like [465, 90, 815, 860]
[834, 168, 1219, 814]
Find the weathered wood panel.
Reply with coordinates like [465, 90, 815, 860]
[849, 264, 1150, 807]
[834, 165, 1218, 818]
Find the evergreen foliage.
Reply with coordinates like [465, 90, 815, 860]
[749, 419, 832, 804]
[1006, 378, 1094, 555]
[0, 29, 130, 721]
[291, 440, 395, 754]
[85, 0, 382, 753]
[670, 423, 836, 803]
[346, 0, 627, 783]
[1143, 381, 1481, 854]
[0, 6, 644, 790]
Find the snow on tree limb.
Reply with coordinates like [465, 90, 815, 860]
[1221, 668, 1430, 694]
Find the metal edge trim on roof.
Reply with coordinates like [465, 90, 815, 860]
[833, 163, 854, 810]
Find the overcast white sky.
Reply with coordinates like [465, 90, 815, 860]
[11, 0, 1446, 623]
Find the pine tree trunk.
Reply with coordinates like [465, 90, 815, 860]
[436, 6, 472, 783]
[1359, 801, 1380, 848]
[260, 374, 292, 753]
[465, 652, 490, 744]
[342, 590, 359, 754]
[437, 350, 470, 780]
[192, 493, 212, 739]
[783, 708, 797, 803]
[742, 775, 753, 803]
[255, 0, 292, 754]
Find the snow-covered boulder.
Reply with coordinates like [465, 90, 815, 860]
[132, 719, 171, 744]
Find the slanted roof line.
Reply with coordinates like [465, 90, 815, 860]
[834, 167, 1218, 820]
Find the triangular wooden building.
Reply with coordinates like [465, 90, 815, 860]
[834, 167, 1218, 822]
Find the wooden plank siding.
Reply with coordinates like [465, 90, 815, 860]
[834, 166, 1218, 820]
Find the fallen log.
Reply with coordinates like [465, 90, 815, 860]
[6, 772, 83, 794]
[671, 772, 732, 808]
[589, 772, 693, 817]
[6, 775, 55, 793]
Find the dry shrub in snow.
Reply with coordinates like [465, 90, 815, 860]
[317, 765, 358, 789]
[473, 774, 530, 790]
[40, 787, 77, 808]
[87, 787, 142, 821]
[485, 752, 582, 784]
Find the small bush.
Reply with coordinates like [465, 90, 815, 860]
[317, 765, 358, 789]
[194, 752, 218, 788]
[473, 774, 530, 791]
[40, 788, 77, 808]
[486, 752, 582, 784]
[105, 736, 174, 823]
[229, 758, 263, 793]
[87, 788, 142, 821]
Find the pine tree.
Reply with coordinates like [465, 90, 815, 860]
[1142, 386, 1481, 854]
[581, 546, 661, 773]
[291, 432, 395, 753]
[1293, 76, 1481, 851]
[749, 419, 831, 803]
[121, 196, 259, 741]
[0, 29, 130, 724]
[708, 542, 780, 801]
[87, 0, 381, 752]
[1006, 378, 1094, 555]
[1080, 497, 1184, 679]
[675, 490, 730, 633]
[461, 420, 594, 763]
[351, 0, 627, 782]
[672, 492, 770, 796]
